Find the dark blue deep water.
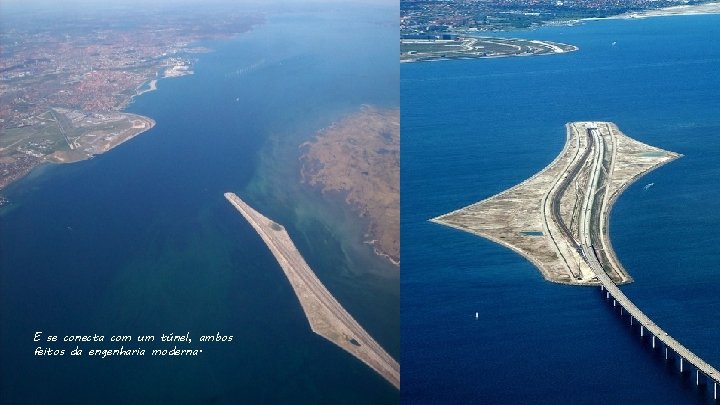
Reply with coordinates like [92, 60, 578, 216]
[0, 5, 399, 404]
[402, 15, 720, 404]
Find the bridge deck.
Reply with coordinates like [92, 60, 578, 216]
[584, 246, 720, 385]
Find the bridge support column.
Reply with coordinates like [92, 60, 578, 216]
[714, 381, 716, 400]
[606, 291, 610, 299]
[697, 369, 700, 386]
[631, 317, 633, 326]
[620, 307, 623, 316]
[652, 335, 655, 349]
[601, 285, 604, 292]
[613, 299, 616, 307]
[681, 357, 684, 373]
[665, 346, 668, 360]
[641, 325, 644, 337]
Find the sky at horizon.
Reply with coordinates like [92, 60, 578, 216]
[0, 0, 396, 13]
[0, 0, 397, 31]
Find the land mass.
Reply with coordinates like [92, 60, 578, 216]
[432, 122, 681, 285]
[400, 1, 720, 61]
[401, 0, 720, 33]
[0, 109, 154, 189]
[0, 6, 263, 197]
[300, 106, 400, 266]
[224, 193, 400, 389]
[604, 1, 720, 18]
[401, 36, 577, 62]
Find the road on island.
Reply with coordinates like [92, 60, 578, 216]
[547, 123, 720, 391]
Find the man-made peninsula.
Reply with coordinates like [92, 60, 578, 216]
[432, 122, 680, 285]
[224, 193, 400, 389]
[401, 37, 577, 62]
[300, 106, 400, 266]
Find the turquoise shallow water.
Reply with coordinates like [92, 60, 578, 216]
[0, 5, 398, 403]
[402, 15, 720, 404]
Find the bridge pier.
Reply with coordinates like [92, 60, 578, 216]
[588, 253, 720, 402]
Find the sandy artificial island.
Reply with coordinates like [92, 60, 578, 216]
[224, 193, 400, 389]
[433, 122, 681, 285]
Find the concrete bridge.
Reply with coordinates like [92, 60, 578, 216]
[584, 244, 720, 400]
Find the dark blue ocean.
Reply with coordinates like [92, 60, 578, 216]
[402, 15, 720, 404]
[0, 5, 398, 403]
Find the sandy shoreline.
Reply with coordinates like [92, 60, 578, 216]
[587, 1, 720, 20]
[135, 79, 158, 97]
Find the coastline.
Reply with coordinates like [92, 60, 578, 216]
[45, 114, 156, 164]
[0, 71, 171, 194]
[0, 7, 399, 402]
[0, 15, 262, 195]
[134, 79, 158, 98]
[586, 1, 720, 21]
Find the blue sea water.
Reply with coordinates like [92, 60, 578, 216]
[402, 15, 720, 404]
[0, 5, 398, 404]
